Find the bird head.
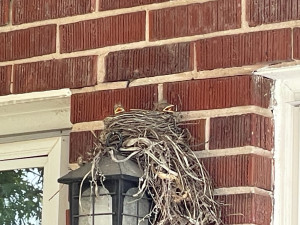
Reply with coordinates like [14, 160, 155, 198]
[153, 100, 174, 112]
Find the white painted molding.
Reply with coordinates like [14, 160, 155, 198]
[0, 89, 72, 136]
[0, 157, 48, 171]
[42, 136, 69, 225]
[254, 64, 300, 98]
[0, 137, 59, 161]
[254, 65, 300, 225]
[255, 64, 300, 80]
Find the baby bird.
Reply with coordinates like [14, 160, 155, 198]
[153, 99, 174, 112]
[114, 103, 125, 114]
[77, 155, 87, 166]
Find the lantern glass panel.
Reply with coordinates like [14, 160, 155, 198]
[123, 188, 150, 225]
[79, 186, 112, 225]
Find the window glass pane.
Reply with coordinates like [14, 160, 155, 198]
[123, 188, 150, 225]
[139, 219, 149, 225]
[94, 187, 112, 215]
[79, 186, 112, 225]
[123, 188, 137, 216]
[123, 215, 136, 225]
[0, 168, 43, 225]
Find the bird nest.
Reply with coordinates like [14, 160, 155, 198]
[86, 109, 221, 225]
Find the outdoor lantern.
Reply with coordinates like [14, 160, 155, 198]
[58, 155, 152, 225]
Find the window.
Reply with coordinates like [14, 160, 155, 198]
[0, 89, 72, 225]
[0, 136, 69, 225]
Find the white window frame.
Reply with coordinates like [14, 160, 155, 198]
[254, 65, 300, 225]
[0, 89, 72, 225]
[0, 137, 69, 225]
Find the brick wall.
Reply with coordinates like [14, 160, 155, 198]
[3, 0, 300, 224]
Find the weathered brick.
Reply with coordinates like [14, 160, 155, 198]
[0, 25, 56, 62]
[0, 0, 9, 26]
[105, 42, 193, 82]
[163, 75, 273, 111]
[12, 0, 95, 25]
[179, 120, 206, 151]
[13, 56, 97, 94]
[202, 154, 272, 190]
[293, 28, 300, 59]
[60, 11, 146, 53]
[71, 85, 158, 123]
[149, 0, 241, 40]
[69, 130, 101, 163]
[0, 65, 11, 96]
[66, 210, 70, 225]
[99, 0, 168, 11]
[247, 0, 300, 27]
[251, 75, 274, 108]
[210, 114, 273, 150]
[217, 193, 272, 225]
[196, 29, 292, 70]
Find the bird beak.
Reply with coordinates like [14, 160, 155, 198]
[163, 105, 174, 112]
[114, 107, 125, 114]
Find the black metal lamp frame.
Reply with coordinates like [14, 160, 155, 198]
[58, 156, 152, 225]
[69, 175, 144, 225]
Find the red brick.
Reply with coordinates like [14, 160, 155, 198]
[66, 210, 70, 225]
[293, 28, 300, 59]
[71, 85, 158, 123]
[13, 56, 97, 94]
[99, 0, 168, 11]
[246, 0, 300, 27]
[105, 42, 193, 82]
[60, 11, 146, 53]
[196, 29, 292, 70]
[69, 130, 101, 163]
[210, 114, 273, 150]
[179, 120, 206, 151]
[217, 193, 272, 225]
[149, 0, 241, 41]
[202, 154, 272, 190]
[0, 65, 11, 96]
[0, 0, 9, 26]
[0, 25, 56, 62]
[163, 75, 273, 111]
[12, 0, 95, 25]
[251, 75, 274, 109]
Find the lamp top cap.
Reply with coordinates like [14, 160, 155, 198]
[58, 155, 143, 184]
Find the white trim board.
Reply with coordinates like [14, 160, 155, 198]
[0, 157, 48, 171]
[0, 89, 72, 136]
[254, 65, 300, 225]
[0, 137, 59, 161]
